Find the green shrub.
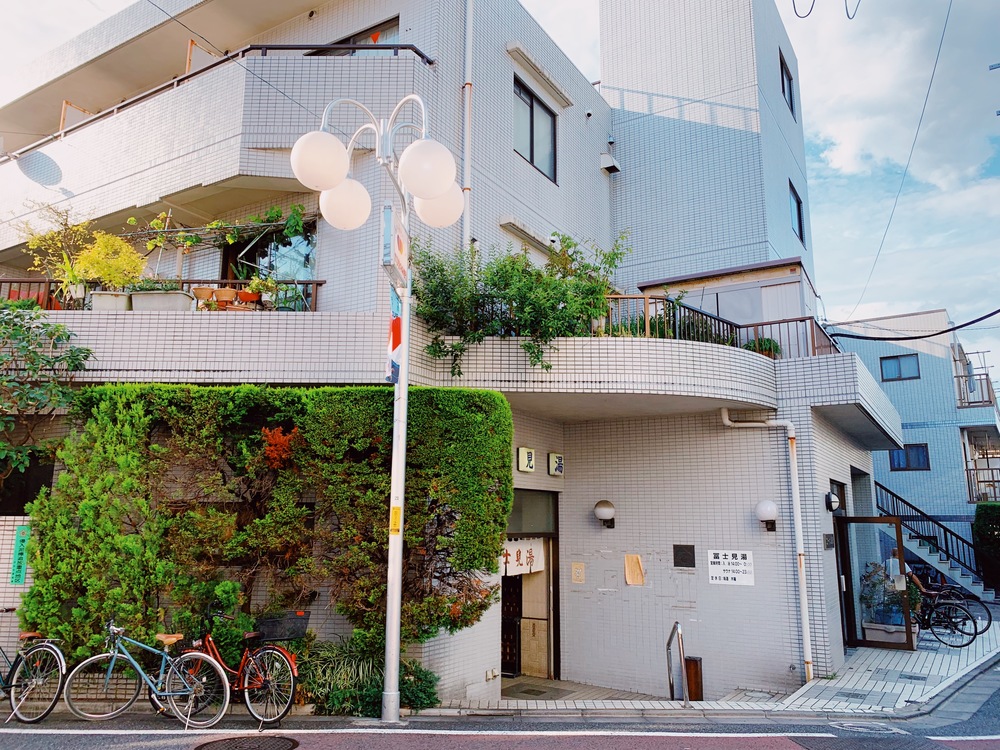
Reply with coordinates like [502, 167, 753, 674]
[973, 502, 1000, 590]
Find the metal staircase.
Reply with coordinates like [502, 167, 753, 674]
[875, 483, 996, 601]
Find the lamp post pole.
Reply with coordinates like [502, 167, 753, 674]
[290, 94, 464, 724]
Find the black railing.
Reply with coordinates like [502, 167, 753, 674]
[875, 482, 985, 582]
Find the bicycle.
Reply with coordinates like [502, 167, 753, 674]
[925, 584, 993, 636]
[63, 620, 231, 728]
[0, 607, 66, 723]
[913, 593, 978, 648]
[180, 608, 301, 725]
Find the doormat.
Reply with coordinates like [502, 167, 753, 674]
[502, 683, 572, 700]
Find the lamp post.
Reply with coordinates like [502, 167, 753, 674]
[290, 94, 464, 723]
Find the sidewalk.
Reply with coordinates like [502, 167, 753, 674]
[423, 622, 1000, 718]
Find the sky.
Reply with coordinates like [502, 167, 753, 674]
[7, 0, 1000, 375]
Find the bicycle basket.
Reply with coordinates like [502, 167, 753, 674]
[254, 610, 311, 641]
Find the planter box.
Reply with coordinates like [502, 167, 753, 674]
[90, 291, 132, 311]
[130, 290, 196, 311]
[862, 621, 919, 645]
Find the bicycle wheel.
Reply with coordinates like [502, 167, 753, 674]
[936, 592, 993, 635]
[929, 603, 977, 648]
[8, 643, 64, 723]
[242, 646, 296, 724]
[165, 652, 230, 728]
[64, 652, 143, 720]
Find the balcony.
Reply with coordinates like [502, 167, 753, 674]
[957, 372, 997, 409]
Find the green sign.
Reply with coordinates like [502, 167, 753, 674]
[10, 526, 29, 586]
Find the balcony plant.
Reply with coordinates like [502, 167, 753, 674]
[858, 562, 920, 643]
[126, 278, 195, 311]
[743, 337, 782, 359]
[19, 204, 92, 304]
[76, 233, 146, 311]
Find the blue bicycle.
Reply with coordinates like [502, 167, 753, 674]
[63, 621, 230, 728]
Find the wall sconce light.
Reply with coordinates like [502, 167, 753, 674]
[825, 491, 841, 513]
[754, 499, 777, 532]
[594, 500, 616, 529]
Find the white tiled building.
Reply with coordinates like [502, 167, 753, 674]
[0, 0, 903, 702]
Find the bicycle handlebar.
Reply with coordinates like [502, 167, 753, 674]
[0, 607, 16, 614]
[210, 610, 235, 621]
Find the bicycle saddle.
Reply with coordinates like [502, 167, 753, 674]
[155, 633, 185, 647]
[18, 631, 43, 640]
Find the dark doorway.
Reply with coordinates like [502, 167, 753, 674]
[501, 574, 523, 676]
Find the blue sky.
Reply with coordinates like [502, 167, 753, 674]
[8, 0, 1000, 375]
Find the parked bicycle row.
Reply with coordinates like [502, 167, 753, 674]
[0, 605, 306, 727]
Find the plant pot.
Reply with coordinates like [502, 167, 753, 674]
[237, 290, 261, 303]
[130, 290, 196, 311]
[213, 288, 237, 303]
[862, 621, 919, 645]
[192, 287, 216, 302]
[68, 283, 86, 300]
[90, 291, 132, 311]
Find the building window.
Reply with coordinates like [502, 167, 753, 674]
[880, 354, 920, 382]
[513, 78, 556, 181]
[223, 223, 317, 311]
[310, 18, 399, 57]
[0, 459, 53, 515]
[780, 53, 795, 116]
[889, 444, 930, 471]
[789, 182, 804, 244]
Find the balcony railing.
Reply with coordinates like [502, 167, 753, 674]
[602, 295, 840, 360]
[0, 278, 325, 312]
[967, 467, 1000, 503]
[957, 372, 997, 408]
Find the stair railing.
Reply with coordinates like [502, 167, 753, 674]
[875, 482, 986, 582]
[665, 620, 691, 707]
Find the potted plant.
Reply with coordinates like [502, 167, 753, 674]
[859, 562, 920, 644]
[76, 232, 146, 311]
[127, 278, 196, 311]
[245, 275, 282, 302]
[742, 337, 782, 359]
[19, 205, 91, 304]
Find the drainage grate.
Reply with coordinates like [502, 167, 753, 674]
[833, 691, 868, 700]
[520, 688, 546, 696]
[898, 673, 927, 682]
[195, 738, 299, 750]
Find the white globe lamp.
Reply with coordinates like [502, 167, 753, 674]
[290, 130, 349, 191]
[397, 137, 456, 199]
[414, 182, 464, 228]
[319, 178, 371, 231]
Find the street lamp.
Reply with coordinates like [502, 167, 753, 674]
[290, 94, 463, 723]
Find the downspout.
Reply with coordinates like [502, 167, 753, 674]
[461, 0, 474, 251]
[720, 407, 813, 683]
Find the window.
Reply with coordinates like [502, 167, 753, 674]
[789, 182, 804, 244]
[223, 223, 317, 311]
[880, 354, 920, 382]
[889, 444, 930, 471]
[780, 53, 795, 116]
[513, 78, 556, 181]
[0, 459, 53, 515]
[310, 18, 399, 57]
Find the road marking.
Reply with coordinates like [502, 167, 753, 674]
[0, 728, 839, 738]
[928, 736, 1000, 742]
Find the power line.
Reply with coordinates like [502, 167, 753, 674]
[844, 0, 953, 319]
[829, 305, 1000, 341]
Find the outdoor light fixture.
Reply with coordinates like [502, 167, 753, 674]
[594, 500, 616, 528]
[291, 94, 462, 725]
[824, 491, 841, 513]
[754, 499, 778, 532]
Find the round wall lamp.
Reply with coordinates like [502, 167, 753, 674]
[754, 499, 777, 532]
[825, 491, 841, 513]
[594, 500, 616, 529]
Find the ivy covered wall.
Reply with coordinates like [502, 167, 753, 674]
[23, 384, 513, 658]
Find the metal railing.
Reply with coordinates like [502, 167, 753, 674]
[601, 295, 840, 360]
[956, 372, 997, 408]
[0, 278, 325, 312]
[665, 620, 691, 707]
[967, 468, 1000, 503]
[1, 43, 434, 164]
[875, 482, 986, 582]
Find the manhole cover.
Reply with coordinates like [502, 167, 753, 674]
[520, 688, 545, 696]
[195, 738, 299, 750]
[830, 722, 907, 735]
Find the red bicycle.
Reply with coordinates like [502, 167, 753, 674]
[153, 609, 304, 724]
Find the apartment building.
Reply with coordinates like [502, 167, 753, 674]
[0, 0, 902, 701]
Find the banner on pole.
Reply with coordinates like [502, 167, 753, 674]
[386, 286, 402, 384]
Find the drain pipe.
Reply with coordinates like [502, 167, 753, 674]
[720, 408, 813, 683]
[461, 0, 474, 250]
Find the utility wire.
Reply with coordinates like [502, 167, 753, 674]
[845, 0, 862, 20]
[829, 305, 1000, 341]
[845, 0, 953, 319]
[792, 0, 816, 18]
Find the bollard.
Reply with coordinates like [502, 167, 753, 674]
[684, 656, 703, 702]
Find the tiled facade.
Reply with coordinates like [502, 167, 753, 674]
[0, 0, 904, 702]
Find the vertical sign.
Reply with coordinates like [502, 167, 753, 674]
[517, 447, 536, 472]
[381, 206, 409, 289]
[386, 286, 402, 384]
[10, 526, 29, 586]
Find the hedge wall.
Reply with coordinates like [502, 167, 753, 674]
[23, 384, 513, 657]
[972, 502, 1000, 592]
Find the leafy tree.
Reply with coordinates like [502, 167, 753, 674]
[0, 309, 91, 485]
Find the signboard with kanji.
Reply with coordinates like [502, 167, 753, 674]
[707, 549, 754, 586]
[500, 538, 545, 576]
[10, 526, 29, 586]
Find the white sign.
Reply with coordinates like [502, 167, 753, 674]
[547, 453, 564, 476]
[517, 447, 536, 472]
[707, 550, 755, 586]
[501, 538, 545, 576]
[381, 206, 409, 289]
